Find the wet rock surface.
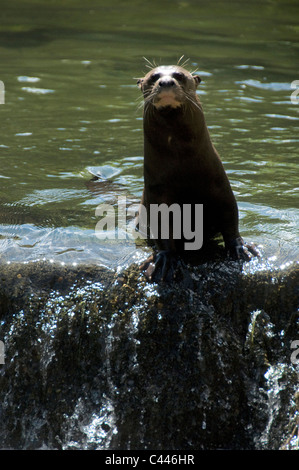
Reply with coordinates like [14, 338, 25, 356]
[0, 258, 298, 450]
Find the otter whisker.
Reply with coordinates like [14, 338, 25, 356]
[143, 57, 159, 70]
[184, 91, 202, 112]
[190, 68, 199, 76]
[177, 55, 190, 69]
[143, 57, 154, 69]
[142, 88, 157, 106]
[136, 97, 146, 112]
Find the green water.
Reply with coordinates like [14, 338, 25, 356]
[0, 0, 298, 267]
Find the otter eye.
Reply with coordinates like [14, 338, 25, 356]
[172, 72, 184, 81]
[150, 73, 161, 83]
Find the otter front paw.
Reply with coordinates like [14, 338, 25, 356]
[140, 250, 179, 282]
[226, 237, 260, 261]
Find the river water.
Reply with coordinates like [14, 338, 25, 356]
[0, 0, 298, 269]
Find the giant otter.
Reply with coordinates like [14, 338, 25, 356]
[137, 63, 259, 281]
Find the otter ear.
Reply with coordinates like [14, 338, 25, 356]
[193, 75, 201, 87]
[137, 78, 144, 89]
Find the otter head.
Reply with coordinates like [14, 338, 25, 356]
[137, 65, 201, 110]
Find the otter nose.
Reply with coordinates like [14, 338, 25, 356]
[159, 77, 175, 88]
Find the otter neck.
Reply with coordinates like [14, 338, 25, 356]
[143, 101, 211, 152]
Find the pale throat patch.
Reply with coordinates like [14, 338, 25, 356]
[154, 91, 182, 109]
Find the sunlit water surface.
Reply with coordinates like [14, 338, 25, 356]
[0, 0, 298, 269]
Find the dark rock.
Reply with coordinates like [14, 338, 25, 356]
[0, 258, 298, 449]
